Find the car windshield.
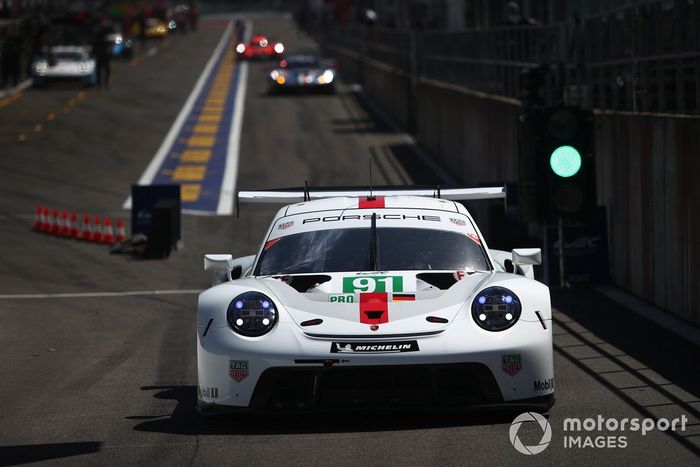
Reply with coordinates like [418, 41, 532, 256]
[51, 52, 82, 61]
[284, 59, 320, 69]
[255, 227, 490, 275]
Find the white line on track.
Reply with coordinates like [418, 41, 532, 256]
[123, 21, 235, 210]
[0, 78, 32, 98]
[217, 20, 252, 215]
[0, 289, 202, 300]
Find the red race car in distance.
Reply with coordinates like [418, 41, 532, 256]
[235, 35, 284, 59]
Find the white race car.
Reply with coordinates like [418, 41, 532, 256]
[197, 187, 554, 413]
[31, 46, 96, 87]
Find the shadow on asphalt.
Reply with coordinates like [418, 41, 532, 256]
[552, 287, 700, 456]
[0, 442, 102, 466]
[129, 385, 521, 435]
[260, 88, 336, 97]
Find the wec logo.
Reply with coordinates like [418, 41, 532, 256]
[509, 412, 552, 455]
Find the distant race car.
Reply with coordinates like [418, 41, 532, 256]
[196, 186, 554, 414]
[235, 34, 284, 59]
[106, 29, 136, 59]
[269, 55, 336, 93]
[31, 46, 96, 87]
[144, 18, 169, 38]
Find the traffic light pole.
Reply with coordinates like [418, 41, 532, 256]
[558, 216, 567, 288]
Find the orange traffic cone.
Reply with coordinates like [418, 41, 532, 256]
[80, 214, 93, 241]
[92, 215, 102, 243]
[33, 205, 44, 232]
[59, 210, 70, 237]
[51, 208, 61, 235]
[69, 212, 79, 238]
[102, 217, 115, 244]
[115, 218, 126, 243]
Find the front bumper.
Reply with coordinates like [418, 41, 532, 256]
[197, 318, 554, 412]
[198, 363, 555, 414]
[239, 49, 280, 59]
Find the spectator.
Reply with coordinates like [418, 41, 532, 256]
[189, 3, 199, 31]
[504, 1, 538, 26]
[92, 29, 111, 88]
[1, 26, 21, 88]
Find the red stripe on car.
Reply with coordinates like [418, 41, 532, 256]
[359, 292, 389, 324]
[358, 197, 385, 209]
[263, 238, 281, 250]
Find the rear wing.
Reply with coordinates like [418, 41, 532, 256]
[237, 185, 506, 205]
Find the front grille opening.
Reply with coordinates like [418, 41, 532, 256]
[251, 364, 502, 411]
[318, 367, 433, 408]
[267, 371, 315, 410]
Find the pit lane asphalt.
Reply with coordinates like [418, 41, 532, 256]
[0, 13, 698, 467]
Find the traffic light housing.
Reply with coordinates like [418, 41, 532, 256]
[518, 106, 596, 222]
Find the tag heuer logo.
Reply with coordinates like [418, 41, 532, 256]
[229, 360, 249, 382]
[502, 354, 522, 376]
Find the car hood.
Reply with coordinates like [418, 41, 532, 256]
[258, 270, 492, 336]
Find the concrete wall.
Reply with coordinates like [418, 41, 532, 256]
[596, 114, 699, 326]
[332, 46, 700, 327]
[331, 45, 412, 131]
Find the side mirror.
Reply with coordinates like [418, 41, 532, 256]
[204, 254, 235, 286]
[204, 254, 234, 272]
[512, 248, 542, 266]
[203, 254, 256, 286]
[511, 248, 541, 280]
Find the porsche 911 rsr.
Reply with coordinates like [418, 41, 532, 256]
[236, 34, 284, 60]
[268, 55, 336, 93]
[31, 46, 96, 87]
[197, 187, 554, 414]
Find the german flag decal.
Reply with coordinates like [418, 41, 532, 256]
[392, 293, 416, 302]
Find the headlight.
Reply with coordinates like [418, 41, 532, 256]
[115, 35, 123, 45]
[270, 70, 279, 80]
[273, 42, 284, 53]
[78, 61, 89, 72]
[168, 20, 177, 30]
[227, 292, 278, 337]
[33, 61, 48, 75]
[471, 286, 521, 331]
[236, 43, 246, 54]
[319, 69, 334, 84]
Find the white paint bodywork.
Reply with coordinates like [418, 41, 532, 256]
[197, 195, 553, 409]
[32, 46, 96, 79]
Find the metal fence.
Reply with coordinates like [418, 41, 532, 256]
[321, 0, 700, 114]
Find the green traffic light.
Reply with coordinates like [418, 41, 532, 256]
[550, 145, 582, 177]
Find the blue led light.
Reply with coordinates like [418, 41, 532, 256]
[262, 300, 270, 309]
[235, 301, 244, 309]
[478, 296, 487, 305]
[505, 295, 513, 304]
